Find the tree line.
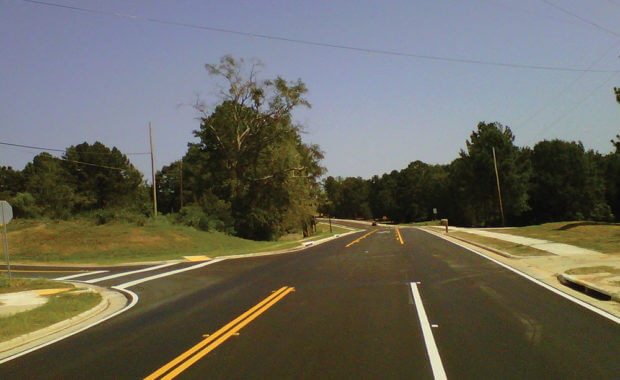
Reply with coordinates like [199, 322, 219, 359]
[1, 56, 324, 241]
[321, 122, 620, 226]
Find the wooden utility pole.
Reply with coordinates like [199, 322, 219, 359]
[492, 147, 505, 227]
[179, 160, 184, 210]
[149, 122, 158, 216]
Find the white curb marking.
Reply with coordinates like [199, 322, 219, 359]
[84, 262, 178, 284]
[115, 258, 226, 290]
[410, 282, 447, 380]
[54, 270, 109, 281]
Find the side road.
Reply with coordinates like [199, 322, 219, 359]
[0, 227, 361, 362]
[421, 226, 620, 318]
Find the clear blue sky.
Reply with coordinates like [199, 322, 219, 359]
[2, 0, 619, 181]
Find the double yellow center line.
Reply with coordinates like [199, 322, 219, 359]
[395, 227, 404, 245]
[345, 229, 378, 247]
[145, 286, 295, 380]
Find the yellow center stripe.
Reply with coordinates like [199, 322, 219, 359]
[145, 286, 295, 380]
[395, 227, 404, 245]
[345, 229, 378, 247]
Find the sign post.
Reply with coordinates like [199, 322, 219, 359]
[1, 201, 13, 280]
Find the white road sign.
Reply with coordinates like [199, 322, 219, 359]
[0, 201, 12, 225]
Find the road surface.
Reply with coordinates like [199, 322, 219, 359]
[1, 224, 618, 379]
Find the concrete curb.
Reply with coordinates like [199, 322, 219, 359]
[420, 227, 526, 259]
[0, 282, 128, 360]
[219, 229, 361, 260]
[557, 273, 620, 303]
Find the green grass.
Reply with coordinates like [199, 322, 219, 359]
[3, 218, 349, 264]
[400, 220, 442, 227]
[449, 231, 550, 257]
[0, 276, 73, 294]
[0, 289, 101, 342]
[493, 222, 620, 254]
[565, 266, 620, 275]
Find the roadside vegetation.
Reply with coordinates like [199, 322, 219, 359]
[322, 90, 620, 228]
[5, 219, 349, 264]
[0, 275, 101, 342]
[448, 231, 550, 257]
[494, 222, 620, 255]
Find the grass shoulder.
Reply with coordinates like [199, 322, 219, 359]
[4, 218, 348, 265]
[492, 221, 620, 254]
[0, 275, 102, 342]
[449, 231, 550, 257]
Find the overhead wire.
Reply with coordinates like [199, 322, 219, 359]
[538, 0, 620, 38]
[525, 71, 618, 144]
[20, 0, 620, 73]
[0, 141, 150, 155]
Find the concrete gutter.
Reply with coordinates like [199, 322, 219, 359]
[557, 273, 620, 303]
[0, 282, 128, 361]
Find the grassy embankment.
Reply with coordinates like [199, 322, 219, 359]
[0, 275, 101, 342]
[2, 218, 350, 264]
[427, 221, 619, 257]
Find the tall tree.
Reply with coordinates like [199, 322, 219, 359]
[528, 140, 612, 222]
[62, 142, 145, 211]
[21, 153, 77, 218]
[186, 56, 323, 239]
[452, 122, 530, 226]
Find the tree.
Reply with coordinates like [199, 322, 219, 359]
[615, 87, 620, 103]
[452, 122, 530, 226]
[528, 140, 612, 222]
[22, 153, 77, 219]
[185, 56, 324, 239]
[62, 142, 145, 211]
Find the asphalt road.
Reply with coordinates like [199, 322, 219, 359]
[1, 225, 618, 379]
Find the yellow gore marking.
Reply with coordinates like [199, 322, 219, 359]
[345, 229, 379, 247]
[183, 255, 211, 262]
[35, 288, 73, 296]
[395, 227, 404, 245]
[145, 286, 295, 380]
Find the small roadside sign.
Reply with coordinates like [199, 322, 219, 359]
[1, 201, 12, 279]
[1, 201, 13, 225]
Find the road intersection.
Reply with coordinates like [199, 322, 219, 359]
[0, 223, 618, 379]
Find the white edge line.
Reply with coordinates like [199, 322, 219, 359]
[53, 270, 109, 281]
[115, 258, 226, 290]
[417, 228, 620, 325]
[0, 259, 229, 364]
[0, 288, 139, 365]
[84, 262, 178, 283]
[409, 282, 448, 380]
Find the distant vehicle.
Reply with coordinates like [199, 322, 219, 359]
[371, 221, 377, 226]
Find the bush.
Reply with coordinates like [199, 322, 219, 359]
[91, 208, 148, 226]
[9, 192, 42, 218]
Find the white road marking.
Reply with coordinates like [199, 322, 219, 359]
[53, 270, 108, 281]
[0, 259, 229, 365]
[84, 262, 178, 284]
[115, 258, 226, 289]
[410, 282, 447, 380]
[0, 288, 139, 365]
[418, 228, 620, 325]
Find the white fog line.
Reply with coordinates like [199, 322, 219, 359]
[115, 258, 226, 290]
[84, 262, 178, 284]
[418, 228, 620, 325]
[410, 282, 447, 380]
[0, 288, 139, 365]
[54, 270, 109, 281]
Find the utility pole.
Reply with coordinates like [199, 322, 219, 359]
[179, 160, 184, 210]
[492, 147, 505, 227]
[149, 122, 158, 217]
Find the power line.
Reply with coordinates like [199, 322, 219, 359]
[0, 141, 150, 155]
[539, 0, 620, 38]
[513, 40, 620, 129]
[21, 0, 620, 73]
[526, 71, 618, 144]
